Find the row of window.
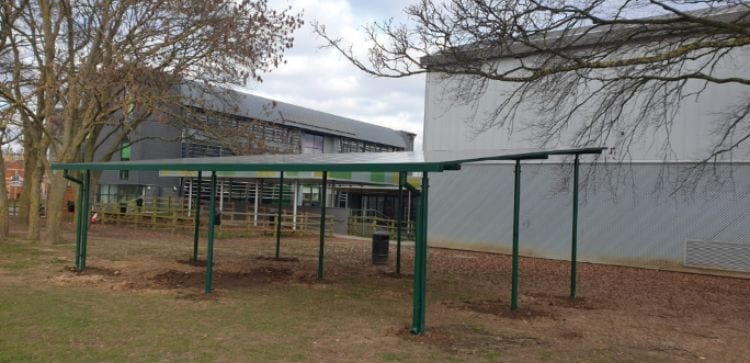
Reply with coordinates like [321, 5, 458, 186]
[189, 107, 401, 155]
[117, 109, 403, 180]
[181, 132, 397, 158]
[184, 112, 302, 155]
[181, 142, 233, 158]
[294, 133, 402, 154]
[339, 138, 399, 153]
[183, 127, 399, 157]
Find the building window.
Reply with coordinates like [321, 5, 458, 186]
[120, 139, 131, 180]
[303, 133, 324, 154]
[120, 139, 132, 160]
[10, 173, 21, 186]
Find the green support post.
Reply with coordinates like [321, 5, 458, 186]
[192, 171, 202, 261]
[423, 174, 430, 326]
[317, 171, 327, 281]
[205, 172, 217, 294]
[511, 160, 521, 310]
[74, 175, 84, 268]
[79, 171, 91, 270]
[396, 171, 405, 275]
[64, 170, 84, 269]
[410, 188, 423, 334]
[570, 155, 580, 299]
[411, 172, 429, 335]
[276, 171, 284, 259]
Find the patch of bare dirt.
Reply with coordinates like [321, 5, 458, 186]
[255, 256, 300, 263]
[176, 259, 207, 267]
[65, 265, 122, 276]
[525, 292, 599, 310]
[53, 265, 124, 286]
[152, 267, 294, 289]
[446, 299, 557, 320]
[379, 271, 412, 279]
[396, 324, 544, 354]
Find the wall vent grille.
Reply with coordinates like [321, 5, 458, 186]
[685, 240, 750, 272]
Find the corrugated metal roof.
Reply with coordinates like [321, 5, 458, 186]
[180, 85, 412, 149]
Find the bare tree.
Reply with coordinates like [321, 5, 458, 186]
[0, 0, 302, 242]
[315, 1, 750, 185]
[0, 0, 25, 241]
[0, 127, 12, 240]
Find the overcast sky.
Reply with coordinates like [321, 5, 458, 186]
[243, 0, 425, 149]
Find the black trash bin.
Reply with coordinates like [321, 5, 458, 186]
[372, 231, 390, 265]
[119, 203, 127, 213]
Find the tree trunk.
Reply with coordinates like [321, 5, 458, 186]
[18, 148, 36, 223]
[0, 153, 9, 240]
[25, 158, 42, 241]
[43, 171, 67, 244]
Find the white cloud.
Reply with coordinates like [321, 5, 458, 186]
[248, 0, 425, 150]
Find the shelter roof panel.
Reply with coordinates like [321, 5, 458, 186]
[53, 147, 605, 173]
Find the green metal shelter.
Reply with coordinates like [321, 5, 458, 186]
[53, 147, 604, 335]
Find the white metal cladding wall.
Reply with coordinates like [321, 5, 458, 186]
[428, 162, 750, 268]
[423, 46, 750, 162]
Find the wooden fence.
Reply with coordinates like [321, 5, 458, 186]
[92, 202, 334, 238]
[347, 215, 415, 240]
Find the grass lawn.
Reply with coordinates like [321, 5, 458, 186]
[1, 223, 749, 362]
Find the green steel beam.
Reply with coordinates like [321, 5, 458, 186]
[411, 172, 429, 335]
[396, 171, 405, 275]
[63, 169, 82, 185]
[404, 181, 420, 195]
[317, 171, 328, 281]
[570, 155, 580, 299]
[192, 171, 202, 261]
[276, 171, 284, 259]
[79, 171, 91, 270]
[205, 172, 217, 294]
[511, 160, 521, 310]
